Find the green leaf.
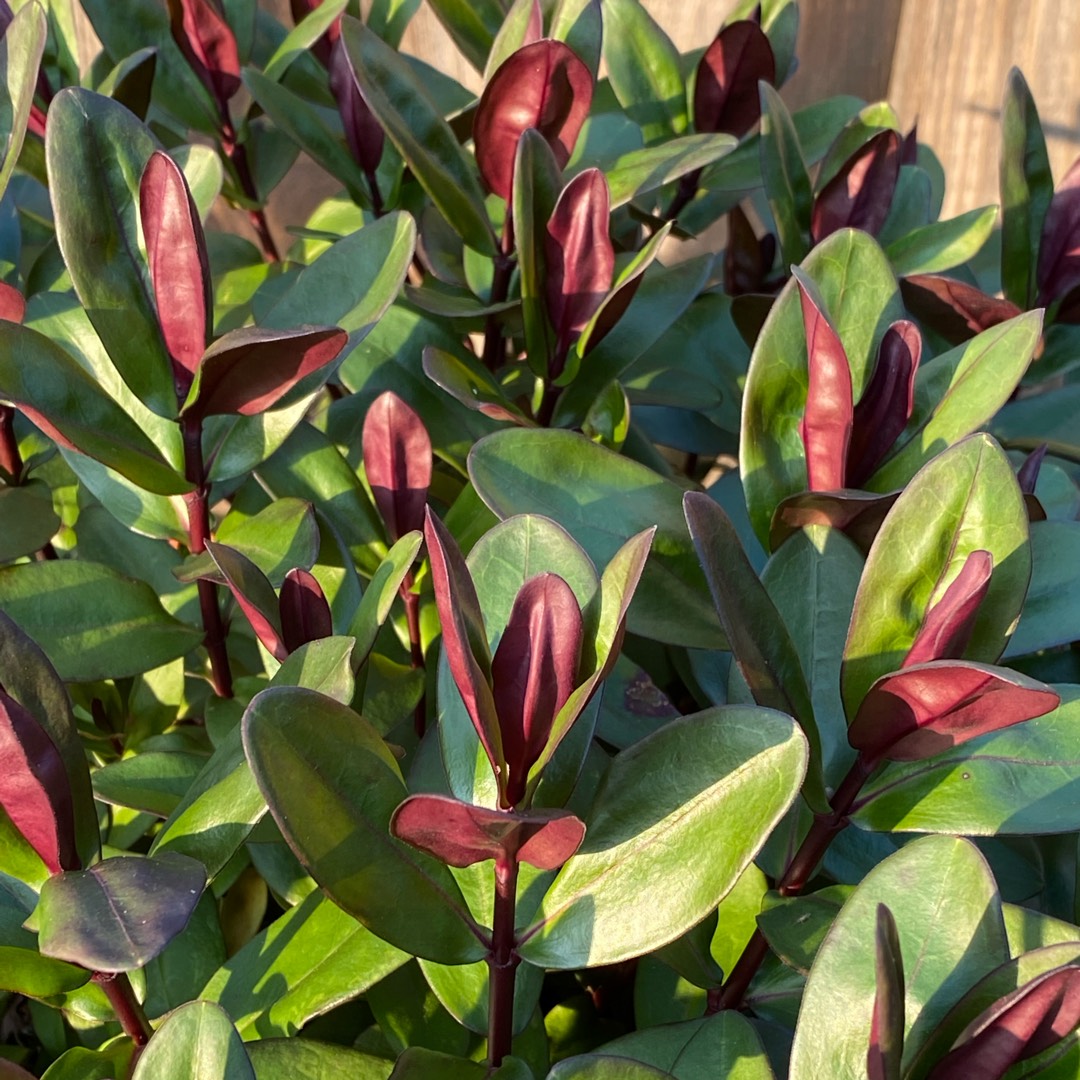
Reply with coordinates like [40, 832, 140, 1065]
[93, 751, 207, 817]
[517, 706, 806, 968]
[263, 0, 349, 81]
[740, 229, 904, 549]
[132, 1000, 254, 1080]
[0, 946, 89, 999]
[884, 205, 998, 276]
[272, 636, 356, 703]
[604, 134, 737, 208]
[1005, 521, 1080, 657]
[1000, 67, 1053, 308]
[0, 561, 202, 681]
[757, 885, 852, 975]
[468, 429, 724, 648]
[41, 1046, 133, 1080]
[842, 434, 1031, 717]
[418, 956, 544, 1036]
[759, 83, 812, 267]
[551, 0, 602, 77]
[202, 890, 408, 1039]
[341, 18, 495, 256]
[349, 531, 423, 668]
[243, 686, 486, 964]
[852, 684, 1080, 835]
[142, 891, 225, 1019]
[0, 322, 190, 496]
[866, 312, 1043, 493]
[602, 0, 687, 145]
[46, 88, 177, 418]
[788, 836, 1009, 1078]
[36, 852, 206, 972]
[425, 0, 504, 72]
[548, 1057, 673, 1079]
[0, 481, 59, 562]
[0, 2, 47, 203]
[246, 1039, 394, 1080]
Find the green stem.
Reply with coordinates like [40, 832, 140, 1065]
[487, 854, 521, 1067]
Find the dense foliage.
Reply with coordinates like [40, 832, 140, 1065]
[1, 0, 1080, 1076]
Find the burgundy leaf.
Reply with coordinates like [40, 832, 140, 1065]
[491, 573, 583, 806]
[846, 320, 922, 487]
[279, 568, 333, 654]
[423, 507, 503, 783]
[725, 204, 770, 295]
[140, 150, 212, 399]
[545, 168, 614, 364]
[900, 275, 1023, 346]
[900, 122, 919, 166]
[794, 268, 853, 492]
[0, 690, 79, 875]
[27, 102, 46, 139]
[204, 541, 287, 661]
[903, 550, 993, 668]
[328, 36, 384, 176]
[811, 129, 901, 243]
[578, 263, 645, 357]
[183, 325, 346, 422]
[693, 20, 775, 138]
[1017, 444, 1048, 495]
[474, 39, 593, 200]
[362, 391, 432, 542]
[1038, 153, 1080, 305]
[290, 0, 339, 66]
[166, 0, 241, 114]
[868, 904, 905, 1080]
[929, 965, 1080, 1080]
[0, 0, 12, 35]
[391, 793, 585, 870]
[770, 489, 899, 553]
[848, 660, 1059, 763]
[0, 281, 26, 324]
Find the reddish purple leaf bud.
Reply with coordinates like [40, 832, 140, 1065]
[0, 690, 80, 875]
[1017, 444, 1048, 495]
[204, 542, 287, 661]
[725, 204, 772, 296]
[929, 965, 1080, 1079]
[424, 507, 503, 783]
[868, 904, 905, 1080]
[545, 168, 614, 367]
[0, 281, 26, 324]
[167, 0, 241, 117]
[391, 793, 585, 870]
[491, 573, 583, 806]
[474, 39, 593, 200]
[140, 151, 212, 401]
[522, 0, 544, 47]
[290, 0, 339, 66]
[811, 130, 901, 243]
[900, 275, 1023, 346]
[694, 21, 775, 139]
[903, 550, 993, 669]
[279, 568, 333, 654]
[846, 320, 922, 488]
[900, 122, 919, 166]
[362, 391, 432, 542]
[329, 36, 385, 177]
[848, 660, 1059, 763]
[1038, 154, 1080, 305]
[183, 325, 347, 422]
[795, 268, 853, 492]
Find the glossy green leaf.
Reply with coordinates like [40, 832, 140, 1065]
[0, 481, 59, 562]
[132, 1000, 254, 1080]
[759, 82, 812, 266]
[423, 345, 531, 425]
[884, 205, 997, 276]
[0, 946, 89, 999]
[272, 636, 356, 703]
[93, 751, 207, 817]
[469, 429, 724, 648]
[1005, 522, 1080, 657]
[96, 47, 158, 123]
[518, 706, 806, 968]
[246, 1039, 394, 1080]
[243, 686, 485, 964]
[1000, 67, 1053, 308]
[757, 885, 852, 976]
[418, 955, 544, 1036]
[341, 18, 495, 255]
[203, 889, 408, 1039]
[0, 2, 46, 203]
[740, 229, 903, 549]
[36, 852, 206, 972]
[40, 1046, 133, 1080]
[789, 836, 1008, 1078]
[348, 530, 423, 668]
[425, 0, 504, 72]
[484, 0, 543, 82]
[604, 134, 737, 208]
[0, 322, 190, 496]
[602, 0, 687, 145]
[548, 1056, 673, 1079]
[842, 435, 1030, 717]
[0, 561, 202, 682]
[142, 891, 225, 1019]
[551, 0, 602, 77]
[46, 88, 177, 418]
[263, 0, 349, 81]
[867, 312, 1042, 493]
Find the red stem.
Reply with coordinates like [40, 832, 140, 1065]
[487, 854, 521, 1067]
[93, 970, 152, 1051]
[228, 140, 280, 264]
[401, 571, 425, 738]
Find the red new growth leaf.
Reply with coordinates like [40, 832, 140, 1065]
[140, 151, 212, 399]
[903, 550, 993, 669]
[1017, 444, 1048, 495]
[0, 281, 26, 324]
[183, 324, 346, 421]
[279, 568, 333, 654]
[391, 794, 585, 870]
[694, 21, 775, 138]
[868, 904, 905, 1080]
[929, 965, 1080, 1079]
[492, 573, 583, 806]
[847, 320, 922, 487]
[1038, 153, 1080, 305]
[167, 0, 241, 113]
[362, 391, 432, 542]
[812, 129, 901, 243]
[545, 168, 614, 364]
[795, 269, 852, 491]
[0, 690, 80, 875]
[328, 37, 384, 176]
[848, 660, 1059, 763]
[899, 275, 1022, 346]
[205, 541, 287, 661]
[474, 39, 593, 200]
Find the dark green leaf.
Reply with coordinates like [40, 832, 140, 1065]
[424, 0, 504, 72]
[604, 134, 737, 208]
[132, 1000, 254, 1080]
[884, 205, 997, 276]
[1005, 521, 1080, 657]
[246, 1039, 394, 1080]
[759, 82, 812, 266]
[0, 481, 59, 562]
[0, 2, 47, 202]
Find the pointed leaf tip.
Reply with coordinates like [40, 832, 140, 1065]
[904, 550, 993, 668]
[362, 390, 432, 542]
[167, 0, 241, 113]
[279, 568, 333, 654]
[694, 20, 775, 138]
[328, 36, 384, 176]
[868, 903, 905, 1080]
[812, 129, 901, 242]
